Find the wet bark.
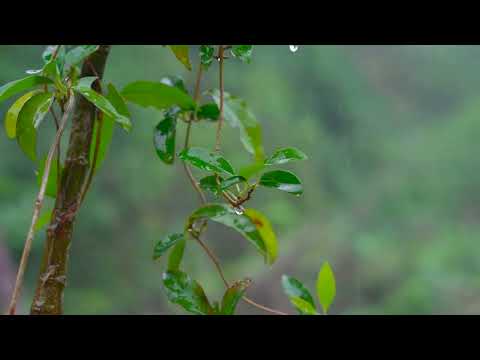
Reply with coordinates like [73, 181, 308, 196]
[30, 46, 111, 314]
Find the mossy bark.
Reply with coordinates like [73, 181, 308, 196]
[30, 46, 111, 315]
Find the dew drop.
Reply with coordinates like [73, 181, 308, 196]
[289, 45, 299, 53]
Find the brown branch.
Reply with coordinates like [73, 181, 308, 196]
[214, 46, 225, 152]
[6, 94, 75, 315]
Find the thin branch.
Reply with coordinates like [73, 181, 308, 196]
[50, 106, 61, 195]
[192, 233, 288, 315]
[6, 94, 75, 315]
[214, 45, 225, 152]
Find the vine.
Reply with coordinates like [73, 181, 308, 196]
[1, 45, 337, 315]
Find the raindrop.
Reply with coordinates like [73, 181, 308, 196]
[289, 45, 299, 53]
[233, 206, 244, 215]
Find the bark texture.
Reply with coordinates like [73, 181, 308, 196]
[30, 46, 111, 314]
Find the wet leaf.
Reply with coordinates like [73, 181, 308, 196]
[179, 147, 235, 175]
[265, 147, 308, 166]
[259, 170, 303, 196]
[160, 76, 188, 93]
[221, 176, 247, 191]
[186, 204, 268, 262]
[221, 279, 251, 315]
[211, 90, 265, 161]
[197, 103, 220, 121]
[231, 45, 253, 63]
[122, 81, 195, 111]
[74, 77, 132, 131]
[16, 92, 54, 162]
[244, 208, 278, 265]
[317, 262, 336, 314]
[167, 237, 186, 271]
[281, 275, 316, 314]
[290, 297, 318, 315]
[64, 45, 99, 68]
[167, 45, 192, 71]
[4, 91, 40, 139]
[162, 270, 213, 315]
[154, 114, 177, 164]
[154, 233, 184, 260]
[200, 45, 215, 69]
[199, 175, 223, 196]
[0, 75, 52, 104]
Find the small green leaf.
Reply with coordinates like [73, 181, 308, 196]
[290, 297, 318, 315]
[231, 45, 253, 63]
[122, 81, 196, 111]
[281, 275, 316, 314]
[0, 75, 52, 104]
[179, 147, 235, 175]
[154, 114, 177, 164]
[221, 279, 251, 315]
[200, 45, 215, 69]
[197, 103, 220, 121]
[244, 208, 278, 265]
[317, 262, 336, 314]
[74, 77, 131, 131]
[4, 91, 40, 139]
[199, 175, 223, 196]
[89, 83, 130, 172]
[211, 90, 265, 161]
[154, 233, 184, 260]
[167, 237, 186, 271]
[238, 161, 266, 180]
[162, 270, 213, 315]
[167, 45, 192, 71]
[186, 204, 267, 262]
[36, 155, 61, 198]
[64, 45, 99, 68]
[221, 176, 247, 191]
[16, 92, 54, 162]
[265, 147, 308, 166]
[259, 170, 303, 196]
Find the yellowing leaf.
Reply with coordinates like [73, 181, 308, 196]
[316, 262, 336, 314]
[168, 45, 192, 71]
[244, 208, 278, 265]
[4, 91, 39, 139]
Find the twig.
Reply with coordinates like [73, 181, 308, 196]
[6, 94, 75, 315]
[214, 45, 225, 152]
[192, 234, 288, 315]
[50, 106, 62, 195]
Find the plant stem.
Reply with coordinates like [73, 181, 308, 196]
[30, 46, 111, 315]
[214, 46, 225, 152]
[6, 94, 75, 315]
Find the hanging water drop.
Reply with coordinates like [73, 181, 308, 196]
[289, 45, 299, 53]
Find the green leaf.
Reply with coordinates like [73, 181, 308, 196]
[167, 237, 186, 271]
[200, 45, 215, 69]
[154, 113, 177, 164]
[154, 233, 184, 260]
[36, 155, 61, 198]
[167, 45, 192, 71]
[122, 81, 196, 111]
[89, 83, 130, 172]
[265, 147, 308, 166]
[186, 204, 268, 262]
[231, 45, 253, 63]
[16, 92, 54, 162]
[160, 76, 188, 93]
[259, 170, 303, 196]
[162, 270, 213, 315]
[74, 77, 131, 131]
[238, 161, 266, 180]
[64, 45, 99, 68]
[221, 176, 246, 191]
[0, 75, 52, 104]
[281, 275, 316, 314]
[244, 208, 278, 265]
[290, 297, 318, 315]
[197, 103, 220, 121]
[317, 262, 336, 314]
[211, 90, 265, 161]
[199, 175, 223, 196]
[179, 147, 235, 175]
[221, 279, 251, 315]
[4, 91, 40, 139]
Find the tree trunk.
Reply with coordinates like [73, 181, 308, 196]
[30, 45, 111, 315]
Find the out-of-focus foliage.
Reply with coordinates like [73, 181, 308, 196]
[1, 45, 480, 314]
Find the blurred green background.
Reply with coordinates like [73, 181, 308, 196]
[1, 45, 480, 315]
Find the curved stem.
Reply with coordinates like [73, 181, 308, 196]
[6, 94, 75, 315]
[214, 45, 225, 152]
